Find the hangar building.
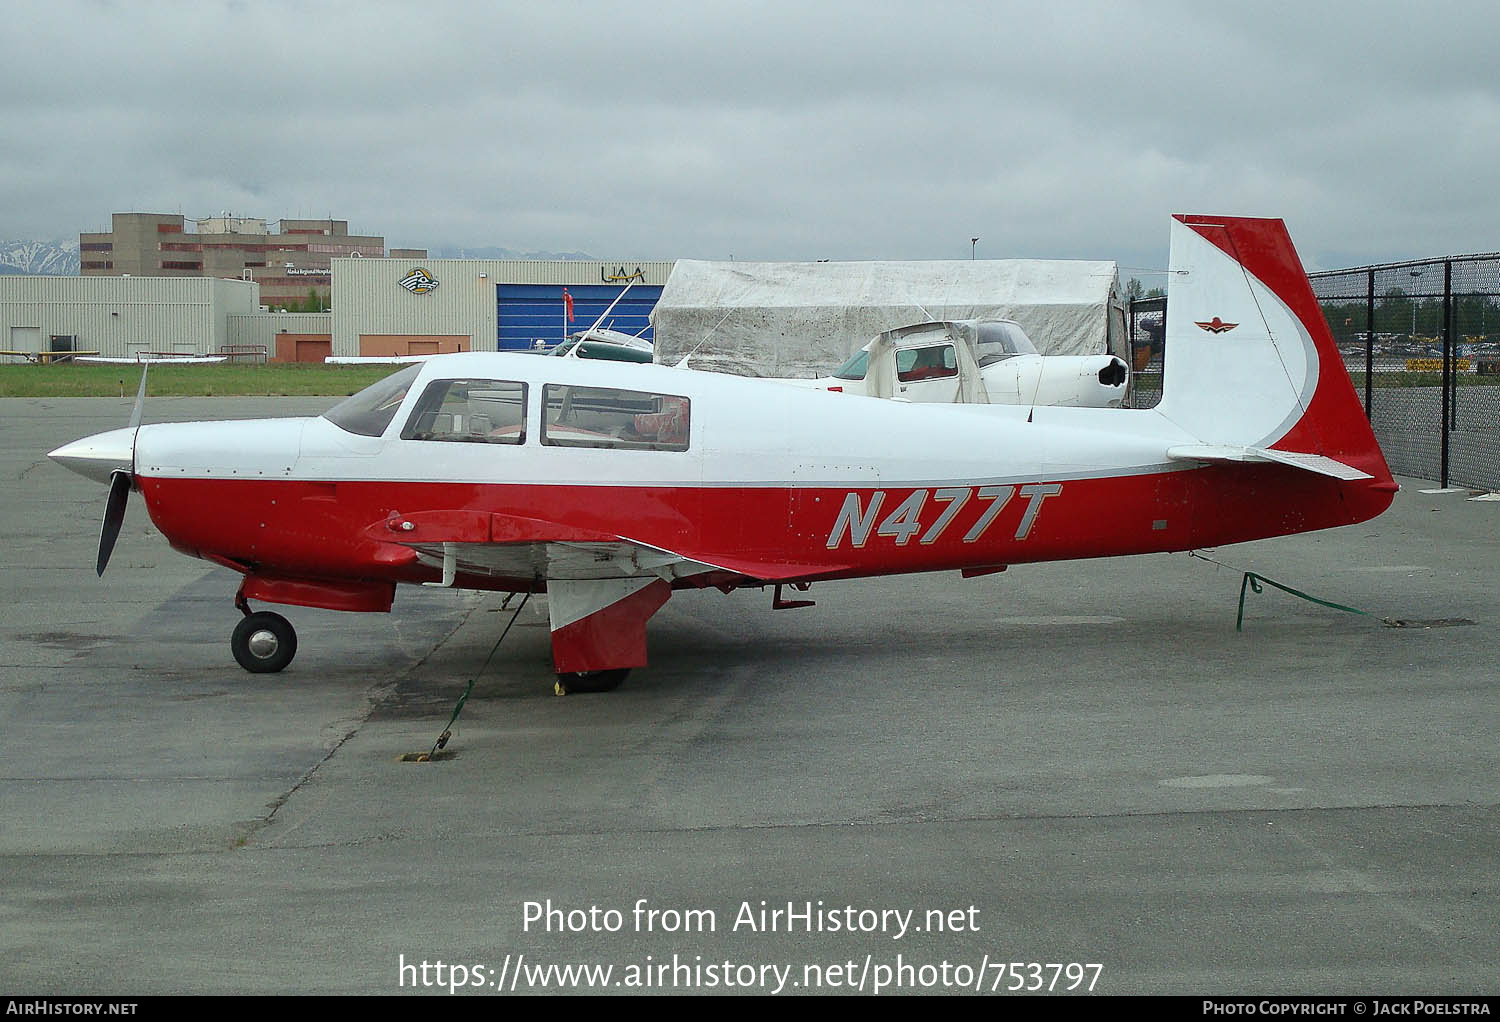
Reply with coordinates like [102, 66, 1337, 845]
[330, 258, 674, 358]
[0, 276, 260, 359]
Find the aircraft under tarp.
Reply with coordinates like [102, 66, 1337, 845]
[651, 258, 1127, 378]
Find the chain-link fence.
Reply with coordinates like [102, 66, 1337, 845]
[1308, 255, 1500, 490]
[1126, 295, 1166, 409]
[1126, 256, 1500, 491]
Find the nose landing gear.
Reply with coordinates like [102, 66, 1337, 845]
[231, 593, 298, 673]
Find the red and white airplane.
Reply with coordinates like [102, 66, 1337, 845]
[50, 215, 1396, 691]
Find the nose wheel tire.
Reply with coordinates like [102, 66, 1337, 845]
[553, 669, 630, 695]
[232, 612, 298, 673]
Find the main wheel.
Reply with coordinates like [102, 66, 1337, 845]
[553, 668, 630, 694]
[231, 611, 298, 673]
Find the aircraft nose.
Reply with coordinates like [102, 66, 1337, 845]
[48, 427, 135, 485]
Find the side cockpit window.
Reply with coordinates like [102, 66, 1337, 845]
[402, 379, 528, 445]
[896, 344, 958, 382]
[542, 385, 690, 452]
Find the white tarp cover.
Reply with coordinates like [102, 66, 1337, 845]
[652, 258, 1125, 378]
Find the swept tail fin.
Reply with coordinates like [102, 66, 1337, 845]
[1157, 215, 1394, 487]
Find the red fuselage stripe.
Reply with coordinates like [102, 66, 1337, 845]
[139, 465, 1392, 591]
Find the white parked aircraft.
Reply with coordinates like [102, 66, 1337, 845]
[550, 327, 654, 363]
[775, 318, 1129, 407]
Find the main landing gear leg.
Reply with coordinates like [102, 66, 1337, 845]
[546, 579, 669, 696]
[230, 585, 298, 673]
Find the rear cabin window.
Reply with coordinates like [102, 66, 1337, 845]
[402, 379, 528, 444]
[895, 344, 958, 382]
[541, 385, 690, 452]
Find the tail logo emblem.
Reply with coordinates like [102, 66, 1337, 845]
[1195, 317, 1238, 333]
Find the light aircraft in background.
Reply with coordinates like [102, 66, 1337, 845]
[548, 278, 654, 363]
[50, 215, 1396, 692]
[768, 318, 1130, 407]
[550, 327, 654, 363]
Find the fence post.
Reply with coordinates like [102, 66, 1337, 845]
[1441, 260, 1452, 487]
[1448, 262, 1458, 433]
[1365, 269, 1374, 418]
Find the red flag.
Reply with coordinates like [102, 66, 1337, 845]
[562, 288, 575, 323]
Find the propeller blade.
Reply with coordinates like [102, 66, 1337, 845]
[127, 365, 148, 431]
[126, 364, 148, 476]
[96, 470, 131, 577]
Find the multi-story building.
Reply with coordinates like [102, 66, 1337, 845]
[79, 213, 424, 310]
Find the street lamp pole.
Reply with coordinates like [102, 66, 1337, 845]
[971, 238, 979, 260]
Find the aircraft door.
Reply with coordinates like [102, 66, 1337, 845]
[894, 343, 962, 403]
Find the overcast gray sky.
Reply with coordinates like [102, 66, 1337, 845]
[4, 0, 1497, 275]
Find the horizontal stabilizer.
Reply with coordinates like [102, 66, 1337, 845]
[1166, 445, 1373, 481]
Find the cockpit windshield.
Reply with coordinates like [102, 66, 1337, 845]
[973, 321, 1038, 366]
[833, 349, 870, 381]
[322, 363, 423, 437]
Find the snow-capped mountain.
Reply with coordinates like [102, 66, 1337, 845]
[0, 240, 80, 275]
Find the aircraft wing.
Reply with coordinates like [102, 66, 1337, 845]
[364, 509, 828, 584]
[365, 509, 835, 675]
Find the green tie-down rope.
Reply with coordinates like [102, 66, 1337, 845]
[1235, 571, 1373, 631]
[422, 590, 532, 760]
[1189, 552, 1374, 631]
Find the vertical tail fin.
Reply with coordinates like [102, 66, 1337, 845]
[1158, 215, 1393, 485]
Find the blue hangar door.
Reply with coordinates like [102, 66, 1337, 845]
[496, 283, 664, 351]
